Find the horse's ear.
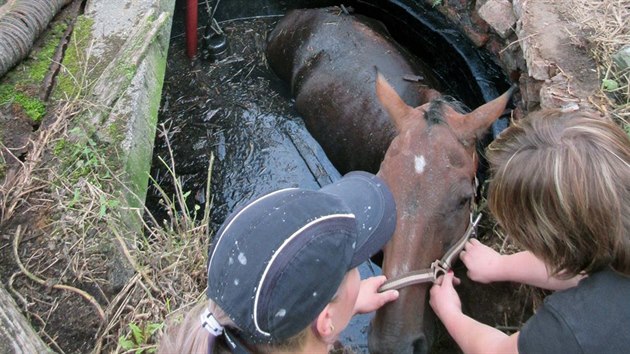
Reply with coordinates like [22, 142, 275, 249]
[459, 86, 515, 142]
[375, 71, 414, 132]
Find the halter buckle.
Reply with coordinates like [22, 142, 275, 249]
[430, 259, 449, 283]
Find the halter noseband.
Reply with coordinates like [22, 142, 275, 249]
[378, 213, 482, 292]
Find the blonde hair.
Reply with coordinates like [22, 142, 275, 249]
[157, 299, 312, 354]
[486, 109, 630, 277]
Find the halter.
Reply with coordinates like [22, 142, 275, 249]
[377, 119, 483, 293]
[378, 212, 482, 292]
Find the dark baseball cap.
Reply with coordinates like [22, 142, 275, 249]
[206, 171, 396, 345]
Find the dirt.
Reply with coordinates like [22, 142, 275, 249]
[0, 1, 613, 353]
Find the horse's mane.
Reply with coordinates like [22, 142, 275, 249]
[425, 96, 470, 126]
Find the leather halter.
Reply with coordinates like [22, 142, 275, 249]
[377, 113, 484, 293]
[378, 213, 482, 292]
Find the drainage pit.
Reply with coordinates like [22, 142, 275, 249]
[147, 1, 518, 352]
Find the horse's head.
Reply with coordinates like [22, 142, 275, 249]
[368, 73, 512, 354]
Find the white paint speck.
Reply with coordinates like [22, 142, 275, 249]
[415, 155, 427, 174]
[228, 257, 234, 265]
[275, 309, 286, 317]
[238, 252, 247, 265]
[234, 279, 240, 286]
[313, 292, 318, 297]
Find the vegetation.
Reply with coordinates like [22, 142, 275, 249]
[567, 0, 630, 134]
[0, 22, 67, 122]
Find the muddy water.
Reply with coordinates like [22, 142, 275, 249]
[148, 16, 378, 352]
[148, 18, 329, 228]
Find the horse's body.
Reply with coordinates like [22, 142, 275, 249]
[265, 7, 441, 174]
[266, 7, 512, 353]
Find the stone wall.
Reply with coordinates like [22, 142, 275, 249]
[426, 0, 603, 118]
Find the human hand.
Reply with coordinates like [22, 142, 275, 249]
[459, 238, 503, 283]
[353, 275, 399, 315]
[429, 270, 462, 320]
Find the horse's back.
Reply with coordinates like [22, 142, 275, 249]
[266, 7, 441, 173]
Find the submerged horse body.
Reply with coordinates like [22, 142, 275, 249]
[265, 6, 441, 174]
[266, 7, 512, 353]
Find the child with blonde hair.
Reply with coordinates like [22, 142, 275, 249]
[430, 109, 630, 353]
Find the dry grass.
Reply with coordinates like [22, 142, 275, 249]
[0, 107, 212, 353]
[565, 0, 630, 127]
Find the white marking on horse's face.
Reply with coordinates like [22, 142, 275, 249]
[414, 155, 427, 174]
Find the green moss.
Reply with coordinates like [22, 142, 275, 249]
[0, 22, 67, 122]
[29, 23, 68, 83]
[53, 16, 95, 100]
[0, 152, 5, 180]
[108, 120, 125, 142]
[123, 46, 167, 209]
[0, 84, 46, 121]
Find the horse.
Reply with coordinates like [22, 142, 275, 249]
[369, 73, 512, 353]
[265, 6, 442, 175]
[265, 7, 513, 353]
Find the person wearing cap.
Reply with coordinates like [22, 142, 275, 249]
[158, 171, 400, 353]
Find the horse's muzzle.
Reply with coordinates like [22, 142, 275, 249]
[368, 330, 428, 354]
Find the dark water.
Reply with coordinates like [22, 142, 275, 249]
[148, 2, 515, 352]
[149, 1, 512, 238]
[148, 17, 336, 227]
[148, 15, 380, 352]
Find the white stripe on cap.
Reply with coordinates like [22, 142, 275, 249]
[253, 213, 355, 336]
[208, 188, 298, 273]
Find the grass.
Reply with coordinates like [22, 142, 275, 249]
[566, 0, 630, 132]
[0, 9, 210, 354]
[1, 108, 213, 353]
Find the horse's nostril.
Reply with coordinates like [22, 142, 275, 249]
[413, 334, 428, 354]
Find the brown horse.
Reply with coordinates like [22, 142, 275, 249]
[265, 7, 442, 174]
[265, 7, 513, 353]
[369, 73, 512, 354]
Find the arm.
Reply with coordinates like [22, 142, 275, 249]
[430, 271, 519, 354]
[460, 239, 584, 291]
[353, 275, 399, 315]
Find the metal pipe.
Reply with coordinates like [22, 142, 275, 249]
[186, 0, 197, 58]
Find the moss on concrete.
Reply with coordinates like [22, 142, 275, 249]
[0, 84, 46, 121]
[47, 8, 173, 225]
[53, 16, 95, 100]
[0, 22, 68, 122]
[124, 56, 166, 209]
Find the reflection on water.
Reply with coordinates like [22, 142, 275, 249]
[148, 15, 371, 352]
[148, 17, 339, 230]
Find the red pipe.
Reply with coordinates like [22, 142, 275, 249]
[186, 0, 198, 58]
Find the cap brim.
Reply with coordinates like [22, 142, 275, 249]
[320, 171, 397, 268]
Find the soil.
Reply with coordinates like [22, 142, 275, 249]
[0, 1, 611, 353]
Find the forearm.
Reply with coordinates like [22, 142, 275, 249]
[440, 310, 518, 354]
[496, 251, 583, 290]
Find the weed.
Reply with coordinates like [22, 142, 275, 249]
[118, 322, 164, 354]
